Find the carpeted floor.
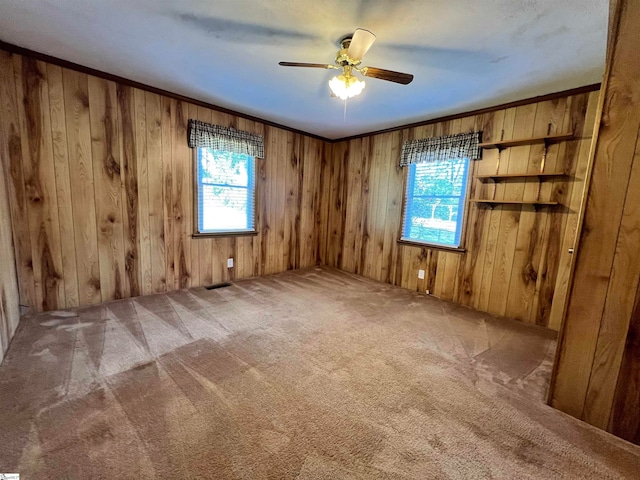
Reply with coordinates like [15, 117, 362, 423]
[1, 267, 639, 479]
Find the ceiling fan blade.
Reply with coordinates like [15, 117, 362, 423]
[279, 62, 333, 69]
[361, 66, 414, 85]
[347, 28, 376, 61]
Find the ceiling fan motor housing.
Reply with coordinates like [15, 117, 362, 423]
[336, 36, 360, 67]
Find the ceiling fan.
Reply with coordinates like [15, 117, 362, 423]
[279, 28, 414, 100]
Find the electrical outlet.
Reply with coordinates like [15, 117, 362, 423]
[426, 289, 430, 295]
[418, 269, 425, 279]
[227, 258, 234, 268]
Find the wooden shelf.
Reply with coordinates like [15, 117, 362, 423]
[476, 172, 567, 181]
[473, 133, 572, 210]
[479, 133, 574, 150]
[470, 199, 559, 207]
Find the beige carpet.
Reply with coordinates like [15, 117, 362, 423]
[0, 267, 639, 479]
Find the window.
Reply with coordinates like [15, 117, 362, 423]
[401, 157, 470, 248]
[195, 147, 256, 235]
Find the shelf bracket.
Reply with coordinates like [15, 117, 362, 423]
[541, 140, 549, 173]
[536, 141, 550, 201]
[493, 148, 504, 200]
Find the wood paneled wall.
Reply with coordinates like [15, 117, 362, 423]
[319, 91, 599, 329]
[0, 50, 326, 313]
[0, 146, 20, 361]
[549, 0, 640, 445]
[0, 46, 599, 335]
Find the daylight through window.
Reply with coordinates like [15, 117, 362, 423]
[196, 148, 256, 234]
[401, 157, 470, 248]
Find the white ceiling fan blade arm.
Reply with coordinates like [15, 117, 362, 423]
[347, 28, 376, 61]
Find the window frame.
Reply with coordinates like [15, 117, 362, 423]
[192, 147, 258, 238]
[398, 158, 472, 252]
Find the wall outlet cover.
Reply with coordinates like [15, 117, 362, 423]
[227, 258, 234, 268]
[418, 269, 425, 279]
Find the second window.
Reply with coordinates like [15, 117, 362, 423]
[401, 157, 470, 248]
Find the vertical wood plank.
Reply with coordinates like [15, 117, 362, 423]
[261, 127, 275, 274]
[62, 68, 101, 306]
[47, 63, 80, 307]
[161, 96, 175, 289]
[276, 130, 289, 273]
[0, 53, 21, 358]
[370, 134, 392, 281]
[117, 84, 140, 298]
[362, 136, 382, 280]
[15, 57, 64, 311]
[0, 52, 36, 310]
[300, 136, 319, 268]
[316, 141, 331, 266]
[88, 76, 125, 302]
[145, 91, 166, 293]
[172, 99, 190, 289]
[134, 89, 152, 295]
[383, 131, 403, 285]
[284, 132, 299, 271]
[611, 283, 640, 442]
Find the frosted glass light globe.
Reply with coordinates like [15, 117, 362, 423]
[329, 75, 366, 100]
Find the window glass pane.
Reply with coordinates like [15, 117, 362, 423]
[200, 149, 249, 186]
[201, 185, 249, 231]
[402, 158, 469, 248]
[414, 160, 467, 196]
[406, 197, 460, 246]
[197, 148, 255, 233]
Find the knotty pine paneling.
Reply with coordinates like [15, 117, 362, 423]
[550, 0, 640, 445]
[320, 91, 599, 329]
[0, 51, 326, 312]
[0, 90, 20, 361]
[0, 46, 599, 333]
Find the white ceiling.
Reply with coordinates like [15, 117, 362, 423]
[0, 0, 607, 140]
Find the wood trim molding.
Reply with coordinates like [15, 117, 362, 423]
[0, 40, 601, 144]
[335, 83, 601, 142]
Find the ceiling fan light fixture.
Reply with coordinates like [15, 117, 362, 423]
[328, 74, 365, 100]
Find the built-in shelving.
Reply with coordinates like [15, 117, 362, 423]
[478, 133, 574, 150]
[474, 133, 575, 208]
